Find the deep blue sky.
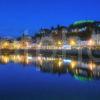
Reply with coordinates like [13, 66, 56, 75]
[0, 0, 100, 37]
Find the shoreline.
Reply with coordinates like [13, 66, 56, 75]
[0, 49, 99, 57]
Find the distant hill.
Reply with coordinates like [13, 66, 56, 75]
[33, 20, 100, 41]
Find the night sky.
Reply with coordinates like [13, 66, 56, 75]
[0, 0, 100, 37]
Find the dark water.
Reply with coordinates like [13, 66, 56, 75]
[0, 52, 100, 100]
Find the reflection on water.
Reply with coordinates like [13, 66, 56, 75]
[0, 52, 100, 81]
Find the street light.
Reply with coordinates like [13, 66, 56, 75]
[69, 39, 76, 46]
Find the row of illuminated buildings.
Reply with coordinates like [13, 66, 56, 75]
[0, 34, 33, 50]
[0, 20, 100, 50]
[33, 20, 100, 49]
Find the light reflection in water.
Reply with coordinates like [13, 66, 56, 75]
[0, 52, 100, 81]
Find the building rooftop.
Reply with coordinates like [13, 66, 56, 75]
[73, 20, 95, 25]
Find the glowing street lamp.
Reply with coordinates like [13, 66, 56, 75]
[57, 41, 62, 45]
[88, 39, 95, 46]
[56, 41, 63, 48]
[69, 39, 76, 46]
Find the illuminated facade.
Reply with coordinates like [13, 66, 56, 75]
[0, 20, 99, 50]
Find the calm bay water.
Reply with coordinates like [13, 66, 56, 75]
[0, 52, 100, 100]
